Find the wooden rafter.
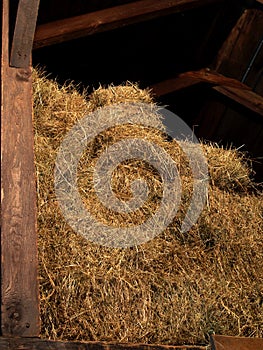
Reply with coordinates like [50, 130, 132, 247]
[214, 9, 263, 82]
[33, 0, 225, 49]
[150, 68, 251, 96]
[150, 68, 263, 116]
[214, 85, 263, 116]
[10, 0, 40, 68]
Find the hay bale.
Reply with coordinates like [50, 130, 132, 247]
[33, 68, 263, 345]
[87, 82, 154, 111]
[202, 142, 254, 192]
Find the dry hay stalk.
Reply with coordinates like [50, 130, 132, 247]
[33, 68, 263, 345]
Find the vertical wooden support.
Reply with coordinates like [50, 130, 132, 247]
[10, 0, 40, 68]
[1, 0, 40, 337]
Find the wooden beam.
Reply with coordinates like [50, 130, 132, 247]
[150, 69, 263, 116]
[214, 9, 263, 82]
[33, 0, 225, 49]
[214, 85, 263, 116]
[183, 69, 251, 89]
[211, 334, 263, 350]
[150, 76, 200, 96]
[0, 338, 207, 350]
[150, 68, 251, 96]
[10, 0, 40, 68]
[1, 0, 40, 337]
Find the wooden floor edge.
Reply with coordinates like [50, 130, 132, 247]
[1, 335, 263, 350]
[210, 334, 263, 350]
[0, 337, 208, 350]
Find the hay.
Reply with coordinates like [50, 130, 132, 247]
[87, 82, 154, 111]
[202, 142, 254, 192]
[33, 68, 263, 345]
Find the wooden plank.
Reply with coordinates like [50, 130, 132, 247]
[33, 0, 225, 49]
[214, 85, 263, 117]
[214, 9, 263, 82]
[150, 69, 263, 116]
[184, 69, 250, 89]
[211, 334, 263, 350]
[1, 0, 40, 337]
[243, 39, 263, 95]
[150, 76, 200, 96]
[0, 338, 207, 350]
[150, 68, 251, 96]
[10, 0, 40, 68]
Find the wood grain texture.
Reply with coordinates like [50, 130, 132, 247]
[150, 76, 199, 96]
[1, 0, 40, 337]
[0, 338, 207, 350]
[214, 9, 263, 83]
[192, 8, 263, 183]
[10, 0, 40, 67]
[150, 68, 251, 96]
[33, 0, 225, 49]
[242, 35, 263, 96]
[151, 68, 263, 116]
[214, 85, 263, 117]
[211, 334, 263, 350]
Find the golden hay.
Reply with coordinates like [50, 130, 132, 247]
[87, 82, 154, 111]
[33, 68, 263, 345]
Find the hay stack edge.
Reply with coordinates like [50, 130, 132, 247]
[33, 68, 263, 345]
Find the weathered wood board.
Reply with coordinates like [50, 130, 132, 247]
[34, 0, 225, 49]
[1, 0, 40, 337]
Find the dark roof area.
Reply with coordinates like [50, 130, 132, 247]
[25, 0, 263, 180]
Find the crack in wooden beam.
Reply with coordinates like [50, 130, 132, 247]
[33, 0, 225, 49]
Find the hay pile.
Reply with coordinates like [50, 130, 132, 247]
[33, 68, 263, 345]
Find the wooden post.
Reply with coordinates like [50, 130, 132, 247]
[10, 0, 40, 68]
[1, 0, 40, 337]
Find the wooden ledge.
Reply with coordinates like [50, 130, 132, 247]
[211, 334, 263, 350]
[1, 335, 263, 350]
[0, 338, 207, 350]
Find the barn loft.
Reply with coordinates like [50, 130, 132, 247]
[1, 0, 263, 349]
[31, 0, 263, 181]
